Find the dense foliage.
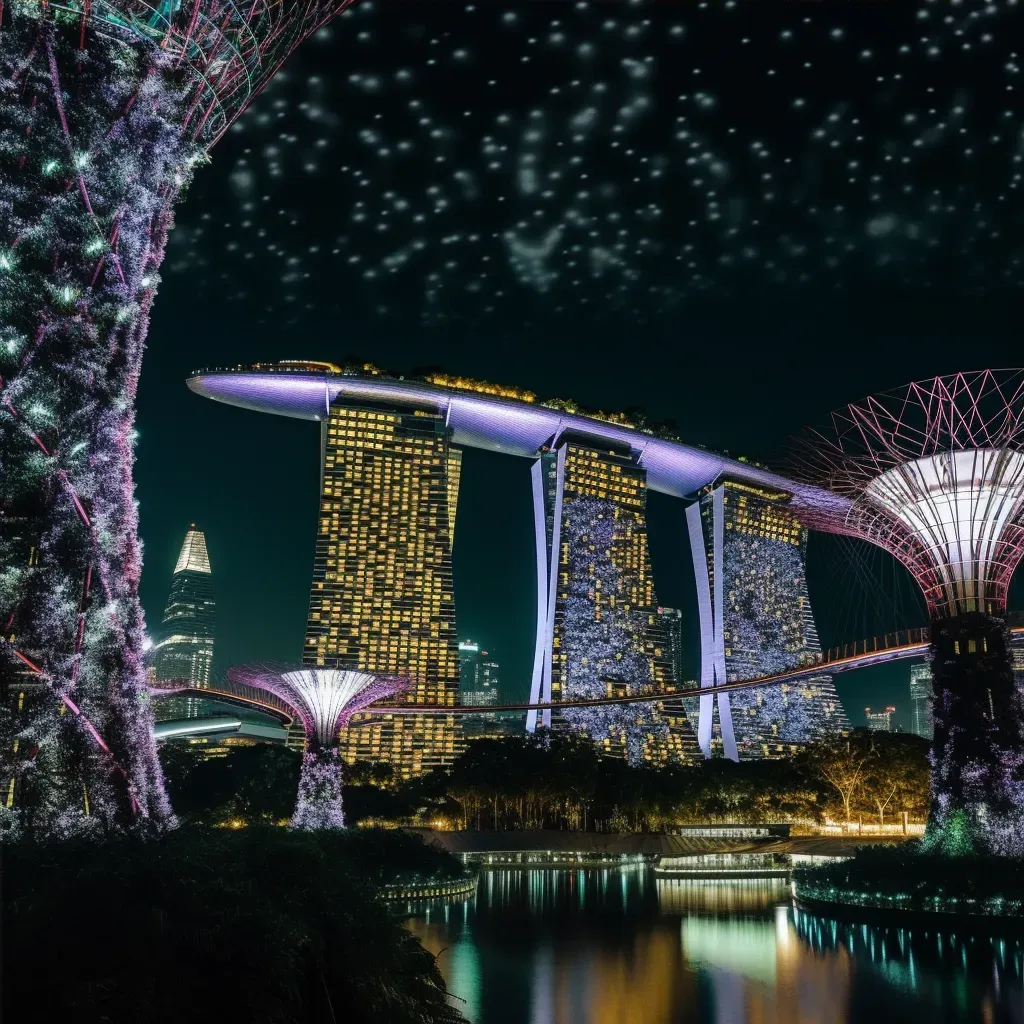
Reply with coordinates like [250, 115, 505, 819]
[159, 728, 930, 834]
[795, 840, 1024, 912]
[0, 18, 195, 835]
[367, 729, 927, 832]
[160, 742, 302, 825]
[3, 826, 467, 1024]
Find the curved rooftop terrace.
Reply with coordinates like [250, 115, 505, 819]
[187, 363, 848, 518]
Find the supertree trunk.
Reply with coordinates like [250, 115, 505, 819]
[925, 612, 1024, 856]
[291, 746, 346, 830]
[0, 15, 200, 834]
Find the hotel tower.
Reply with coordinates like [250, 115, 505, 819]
[528, 433, 699, 764]
[303, 400, 462, 778]
[688, 478, 850, 759]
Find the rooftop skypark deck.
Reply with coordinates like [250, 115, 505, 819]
[186, 362, 849, 519]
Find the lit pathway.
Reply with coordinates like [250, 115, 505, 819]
[153, 623, 1024, 719]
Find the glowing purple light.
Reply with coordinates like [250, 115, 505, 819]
[227, 666, 409, 829]
[187, 368, 846, 514]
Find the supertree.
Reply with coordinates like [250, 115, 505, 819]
[791, 370, 1024, 856]
[227, 666, 408, 830]
[0, 0, 357, 836]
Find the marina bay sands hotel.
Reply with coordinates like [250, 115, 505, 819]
[189, 361, 850, 776]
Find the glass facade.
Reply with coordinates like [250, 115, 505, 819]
[530, 436, 700, 764]
[657, 607, 685, 687]
[865, 706, 896, 731]
[909, 663, 935, 740]
[151, 526, 216, 720]
[459, 639, 501, 738]
[698, 480, 850, 759]
[304, 401, 462, 778]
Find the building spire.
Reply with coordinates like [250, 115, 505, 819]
[174, 528, 212, 575]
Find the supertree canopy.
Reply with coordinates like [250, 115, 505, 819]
[791, 370, 1024, 856]
[227, 666, 408, 830]
[0, 0, 355, 836]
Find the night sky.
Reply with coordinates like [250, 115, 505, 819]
[136, 0, 1024, 732]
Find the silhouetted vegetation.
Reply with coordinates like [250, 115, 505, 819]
[158, 728, 930, 835]
[796, 840, 1024, 911]
[360, 729, 930, 832]
[160, 742, 302, 825]
[4, 826, 467, 1024]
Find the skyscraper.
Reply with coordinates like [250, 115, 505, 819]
[688, 478, 850, 760]
[528, 434, 699, 764]
[658, 607, 685, 686]
[866, 706, 896, 732]
[304, 401, 462, 778]
[909, 663, 935, 741]
[459, 639, 501, 738]
[459, 640, 500, 707]
[151, 527, 216, 720]
[459, 640, 482, 694]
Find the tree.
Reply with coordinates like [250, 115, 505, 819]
[346, 759, 397, 789]
[159, 743, 300, 825]
[5, 827, 466, 1023]
[859, 732, 931, 827]
[802, 730, 875, 826]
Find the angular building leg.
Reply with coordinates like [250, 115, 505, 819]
[686, 491, 739, 761]
[527, 449, 564, 733]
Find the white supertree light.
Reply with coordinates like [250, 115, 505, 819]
[791, 371, 1024, 855]
[228, 666, 408, 830]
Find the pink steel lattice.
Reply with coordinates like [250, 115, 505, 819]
[790, 370, 1024, 618]
[5, 0, 358, 146]
[227, 665, 409, 749]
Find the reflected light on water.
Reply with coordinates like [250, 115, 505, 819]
[405, 868, 1023, 1024]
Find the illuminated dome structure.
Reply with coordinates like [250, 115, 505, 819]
[228, 667, 408, 830]
[792, 370, 1024, 855]
[0, 0, 356, 834]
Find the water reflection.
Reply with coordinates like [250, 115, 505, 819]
[404, 868, 1023, 1024]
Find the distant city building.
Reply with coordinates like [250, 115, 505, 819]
[688, 479, 851, 760]
[528, 434, 699, 764]
[1010, 631, 1024, 698]
[909, 663, 934, 741]
[458, 640, 498, 704]
[154, 717, 292, 760]
[658, 606, 685, 686]
[865, 706, 896, 732]
[459, 639, 501, 738]
[151, 526, 215, 720]
[303, 401, 462, 778]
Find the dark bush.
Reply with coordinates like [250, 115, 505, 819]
[3, 826, 467, 1024]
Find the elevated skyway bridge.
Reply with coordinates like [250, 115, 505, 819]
[150, 622, 1024, 723]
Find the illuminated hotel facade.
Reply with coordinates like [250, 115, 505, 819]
[187, 363, 857, 769]
[687, 478, 849, 760]
[303, 399, 462, 777]
[528, 434, 699, 764]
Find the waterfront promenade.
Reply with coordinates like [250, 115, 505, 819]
[407, 829, 907, 861]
